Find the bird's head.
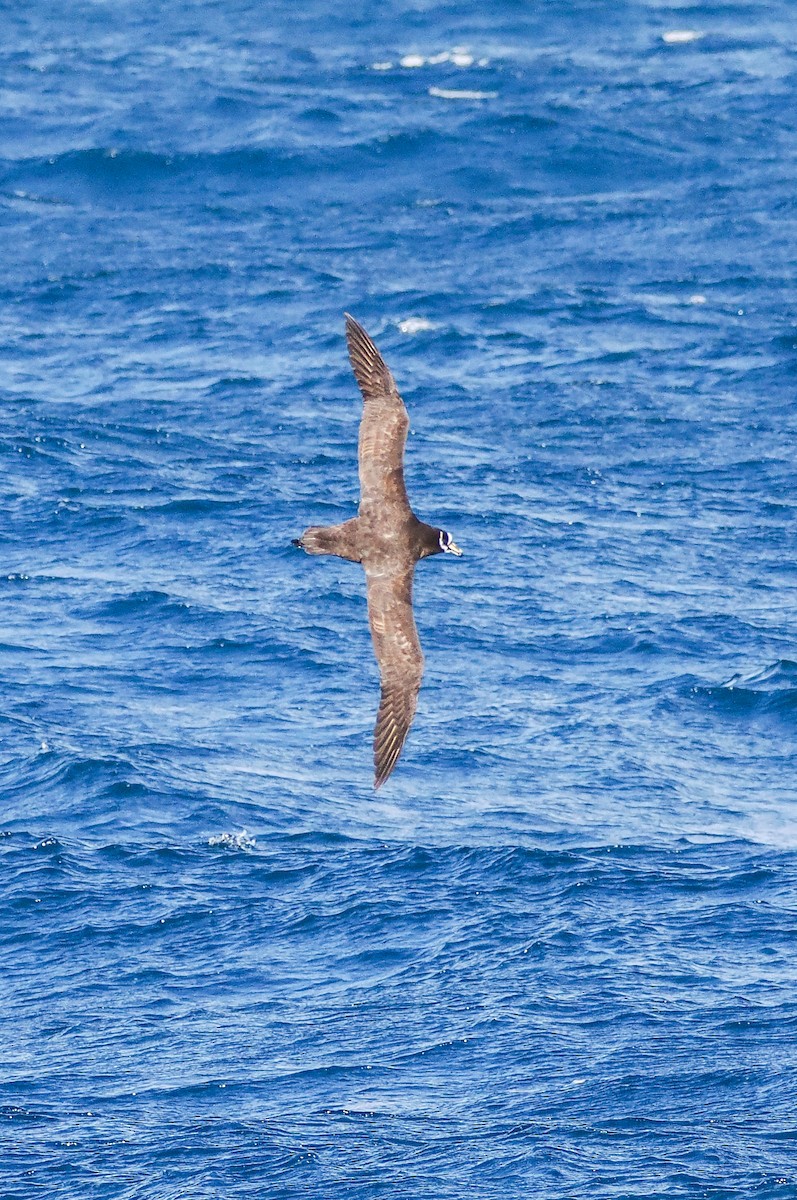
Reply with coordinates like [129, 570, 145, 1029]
[436, 529, 463, 557]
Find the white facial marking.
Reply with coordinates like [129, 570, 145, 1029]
[438, 529, 462, 555]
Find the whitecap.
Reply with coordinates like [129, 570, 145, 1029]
[429, 86, 497, 101]
[371, 61, 393, 71]
[398, 317, 435, 333]
[396, 48, 485, 72]
[688, 294, 707, 305]
[208, 830, 256, 851]
[662, 30, 703, 44]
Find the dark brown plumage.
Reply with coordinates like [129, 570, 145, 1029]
[293, 314, 462, 788]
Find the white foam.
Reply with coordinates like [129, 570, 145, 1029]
[398, 317, 435, 333]
[208, 830, 256, 851]
[662, 30, 703, 44]
[688, 294, 707, 305]
[395, 48, 487, 71]
[371, 61, 393, 71]
[429, 86, 497, 101]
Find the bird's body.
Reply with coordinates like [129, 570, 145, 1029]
[293, 314, 461, 788]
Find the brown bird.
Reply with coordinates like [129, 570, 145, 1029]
[293, 314, 462, 788]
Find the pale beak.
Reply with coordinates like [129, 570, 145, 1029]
[445, 539, 463, 556]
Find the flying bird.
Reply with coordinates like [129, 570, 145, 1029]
[293, 314, 462, 788]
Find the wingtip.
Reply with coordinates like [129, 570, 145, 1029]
[373, 752, 395, 790]
[344, 312, 365, 341]
[373, 749, 401, 790]
[344, 312, 397, 402]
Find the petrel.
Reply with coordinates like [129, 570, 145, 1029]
[293, 314, 462, 788]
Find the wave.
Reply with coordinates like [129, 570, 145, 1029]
[722, 660, 797, 692]
[0, 132, 450, 190]
[695, 660, 797, 718]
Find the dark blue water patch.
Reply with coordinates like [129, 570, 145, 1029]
[3, 830, 797, 1188]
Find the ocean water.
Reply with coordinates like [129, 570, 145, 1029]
[2, 1, 797, 1195]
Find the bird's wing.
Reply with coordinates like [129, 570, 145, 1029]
[345, 314, 411, 513]
[366, 565, 424, 788]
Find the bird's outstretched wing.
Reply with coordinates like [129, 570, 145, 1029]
[345, 314, 411, 514]
[366, 565, 424, 788]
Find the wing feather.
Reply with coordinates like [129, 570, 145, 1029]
[344, 314, 410, 513]
[366, 566, 424, 788]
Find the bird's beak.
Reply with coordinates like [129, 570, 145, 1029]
[445, 539, 463, 556]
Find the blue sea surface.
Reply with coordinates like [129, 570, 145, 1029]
[2, 1, 797, 1195]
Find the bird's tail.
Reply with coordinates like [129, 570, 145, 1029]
[292, 520, 361, 561]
